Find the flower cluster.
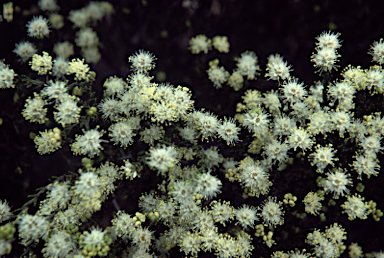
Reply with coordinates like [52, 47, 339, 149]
[71, 128, 106, 158]
[0, 60, 16, 89]
[311, 31, 342, 74]
[189, 34, 212, 54]
[30, 52, 53, 75]
[26, 16, 50, 38]
[13, 41, 37, 63]
[265, 53, 293, 81]
[34, 127, 62, 154]
[3, 6, 384, 257]
[67, 58, 91, 80]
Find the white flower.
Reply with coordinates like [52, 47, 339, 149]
[263, 90, 281, 114]
[68, 9, 90, 28]
[201, 229, 220, 252]
[236, 205, 258, 229]
[42, 231, 74, 258]
[303, 192, 323, 215]
[287, 128, 313, 153]
[291, 102, 313, 124]
[54, 96, 81, 126]
[98, 97, 122, 121]
[216, 236, 237, 258]
[86, 1, 110, 22]
[265, 53, 292, 81]
[74, 172, 102, 199]
[207, 65, 228, 88]
[103, 76, 127, 97]
[131, 227, 153, 250]
[139, 193, 160, 214]
[111, 211, 136, 240]
[13, 41, 37, 62]
[235, 51, 261, 80]
[173, 86, 194, 118]
[308, 111, 332, 136]
[180, 232, 201, 257]
[227, 71, 244, 91]
[53, 208, 79, 227]
[330, 110, 352, 138]
[212, 36, 230, 53]
[310, 31, 342, 74]
[368, 38, 384, 64]
[315, 31, 342, 50]
[352, 154, 380, 179]
[128, 50, 156, 73]
[146, 146, 178, 175]
[281, 78, 307, 104]
[310, 145, 337, 173]
[322, 168, 351, 199]
[328, 81, 356, 105]
[75, 28, 99, 48]
[259, 197, 284, 227]
[67, 58, 90, 81]
[41, 80, 68, 101]
[202, 147, 223, 168]
[0, 200, 12, 223]
[157, 201, 176, 224]
[109, 120, 135, 148]
[194, 172, 222, 199]
[360, 135, 382, 157]
[48, 182, 70, 208]
[240, 162, 271, 197]
[210, 201, 234, 226]
[169, 181, 194, 204]
[189, 34, 211, 54]
[310, 82, 325, 102]
[22, 93, 47, 124]
[195, 111, 220, 140]
[71, 128, 106, 158]
[242, 89, 263, 108]
[179, 126, 197, 143]
[217, 117, 240, 145]
[150, 102, 177, 124]
[53, 41, 74, 59]
[34, 127, 62, 154]
[311, 47, 340, 74]
[153, 83, 174, 101]
[350, 119, 368, 140]
[0, 239, 11, 256]
[313, 238, 338, 258]
[264, 140, 289, 165]
[83, 47, 101, 64]
[326, 223, 347, 243]
[82, 227, 105, 247]
[140, 124, 164, 145]
[38, 0, 59, 12]
[192, 211, 215, 232]
[0, 61, 16, 89]
[26, 16, 50, 38]
[272, 114, 296, 138]
[341, 194, 369, 220]
[18, 214, 50, 245]
[30, 52, 52, 75]
[365, 65, 384, 93]
[242, 108, 269, 134]
[52, 57, 69, 78]
[128, 72, 153, 88]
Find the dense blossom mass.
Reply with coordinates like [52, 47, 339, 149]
[0, 1, 384, 258]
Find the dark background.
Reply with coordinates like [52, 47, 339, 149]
[1, 0, 384, 257]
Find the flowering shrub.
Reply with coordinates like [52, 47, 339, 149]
[1, 1, 384, 258]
